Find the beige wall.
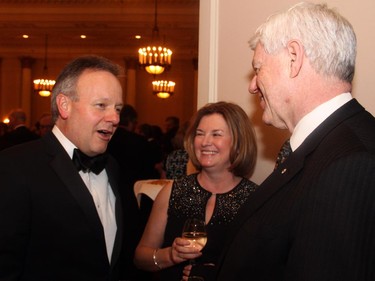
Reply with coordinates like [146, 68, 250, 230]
[198, 0, 375, 184]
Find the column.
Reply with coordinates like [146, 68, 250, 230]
[124, 57, 138, 107]
[19, 57, 34, 127]
[0, 57, 3, 119]
[192, 58, 198, 111]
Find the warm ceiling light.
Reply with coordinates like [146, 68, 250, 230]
[33, 79, 56, 97]
[22, 34, 29, 39]
[152, 80, 175, 99]
[138, 0, 172, 75]
[80, 35, 87, 39]
[135, 35, 141, 39]
[33, 35, 55, 97]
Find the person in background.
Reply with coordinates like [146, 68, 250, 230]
[164, 121, 190, 180]
[0, 55, 124, 281]
[138, 123, 165, 179]
[151, 124, 164, 145]
[0, 108, 39, 151]
[161, 116, 180, 158]
[134, 101, 258, 281]
[216, 3, 375, 281]
[0, 122, 8, 137]
[36, 112, 54, 137]
[108, 105, 159, 185]
[107, 105, 159, 281]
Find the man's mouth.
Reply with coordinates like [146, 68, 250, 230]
[97, 129, 112, 137]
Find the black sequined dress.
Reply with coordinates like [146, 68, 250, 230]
[157, 173, 258, 281]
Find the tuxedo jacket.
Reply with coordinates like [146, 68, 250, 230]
[0, 132, 123, 281]
[216, 99, 375, 281]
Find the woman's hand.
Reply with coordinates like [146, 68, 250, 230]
[170, 237, 203, 264]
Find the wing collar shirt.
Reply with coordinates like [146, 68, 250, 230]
[52, 126, 117, 263]
[290, 93, 353, 152]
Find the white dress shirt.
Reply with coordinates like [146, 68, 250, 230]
[52, 126, 117, 263]
[290, 93, 353, 152]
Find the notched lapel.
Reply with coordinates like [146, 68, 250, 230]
[235, 150, 305, 231]
[255, 154, 304, 207]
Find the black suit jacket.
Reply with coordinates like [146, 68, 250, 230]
[0, 132, 123, 281]
[107, 127, 159, 280]
[107, 128, 159, 186]
[216, 99, 375, 281]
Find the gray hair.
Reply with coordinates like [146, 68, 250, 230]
[51, 55, 123, 122]
[249, 2, 356, 82]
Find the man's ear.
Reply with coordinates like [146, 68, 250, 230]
[56, 93, 70, 120]
[287, 40, 303, 78]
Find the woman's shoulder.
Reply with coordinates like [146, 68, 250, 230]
[241, 177, 259, 191]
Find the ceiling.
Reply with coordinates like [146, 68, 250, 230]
[0, 0, 200, 61]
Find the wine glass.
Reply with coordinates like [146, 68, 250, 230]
[182, 218, 207, 280]
[182, 218, 207, 251]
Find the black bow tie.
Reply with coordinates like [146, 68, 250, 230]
[72, 148, 107, 175]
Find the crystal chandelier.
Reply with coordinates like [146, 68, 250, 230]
[138, 0, 172, 75]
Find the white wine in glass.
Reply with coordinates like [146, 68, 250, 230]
[182, 218, 207, 280]
[182, 218, 207, 251]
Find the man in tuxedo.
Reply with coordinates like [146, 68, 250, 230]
[215, 3, 375, 281]
[0, 55, 124, 280]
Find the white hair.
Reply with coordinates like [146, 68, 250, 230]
[249, 2, 356, 82]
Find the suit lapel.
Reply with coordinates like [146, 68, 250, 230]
[43, 133, 105, 240]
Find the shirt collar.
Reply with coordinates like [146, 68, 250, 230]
[290, 93, 353, 151]
[52, 125, 77, 159]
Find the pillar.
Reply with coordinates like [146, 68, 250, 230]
[192, 58, 198, 112]
[0, 57, 3, 119]
[124, 57, 138, 107]
[19, 57, 34, 127]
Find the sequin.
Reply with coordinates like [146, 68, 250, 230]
[160, 174, 258, 280]
[168, 173, 258, 225]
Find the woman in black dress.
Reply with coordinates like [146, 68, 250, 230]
[134, 101, 258, 280]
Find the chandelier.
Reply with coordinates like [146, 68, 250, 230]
[138, 0, 172, 75]
[152, 80, 175, 99]
[33, 35, 55, 97]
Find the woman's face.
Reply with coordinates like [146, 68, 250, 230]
[194, 113, 232, 172]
